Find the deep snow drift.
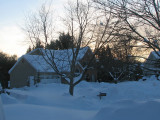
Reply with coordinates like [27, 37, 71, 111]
[1, 76, 160, 120]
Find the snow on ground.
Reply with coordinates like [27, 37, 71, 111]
[0, 96, 5, 120]
[1, 76, 160, 120]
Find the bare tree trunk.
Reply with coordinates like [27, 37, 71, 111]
[69, 75, 74, 96]
[69, 84, 74, 96]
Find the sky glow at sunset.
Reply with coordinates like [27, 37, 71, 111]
[0, 0, 66, 57]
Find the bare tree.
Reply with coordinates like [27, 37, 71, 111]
[63, 0, 124, 95]
[23, 2, 54, 48]
[94, 0, 160, 54]
[92, 0, 160, 79]
[23, 0, 121, 95]
[60, 0, 96, 95]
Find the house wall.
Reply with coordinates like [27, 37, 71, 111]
[79, 48, 97, 82]
[10, 58, 37, 88]
[79, 48, 93, 66]
[85, 69, 97, 82]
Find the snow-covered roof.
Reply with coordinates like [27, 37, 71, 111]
[24, 55, 71, 72]
[9, 47, 90, 74]
[27, 47, 90, 61]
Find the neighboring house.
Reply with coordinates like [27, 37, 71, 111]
[143, 51, 160, 76]
[9, 47, 97, 88]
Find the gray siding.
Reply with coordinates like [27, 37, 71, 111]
[10, 58, 37, 88]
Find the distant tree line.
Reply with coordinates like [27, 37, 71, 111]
[96, 45, 143, 83]
[0, 52, 17, 91]
[26, 32, 74, 53]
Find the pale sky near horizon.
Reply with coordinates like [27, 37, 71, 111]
[0, 0, 67, 57]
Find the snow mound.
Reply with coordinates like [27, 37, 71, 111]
[94, 100, 160, 120]
[1, 77, 160, 120]
[1, 94, 18, 104]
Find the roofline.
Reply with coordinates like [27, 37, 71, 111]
[8, 55, 37, 74]
[27, 46, 90, 54]
[23, 56, 37, 71]
[27, 48, 43, 55]
[8, 56, 23, 74]
[9, 46, 92, 74]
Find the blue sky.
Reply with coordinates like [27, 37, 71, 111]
[0, 0, 66, 57]
[0, 0, 43, 27]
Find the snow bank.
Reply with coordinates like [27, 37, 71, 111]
[1, 76, 160, 120]
[0, 96, 5, 120]
[1, 94, 18, 104]
[4, 104, 95, 120]
[94, 100, 160, 120]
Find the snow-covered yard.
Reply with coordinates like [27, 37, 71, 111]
[1, 76, 160, 120]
